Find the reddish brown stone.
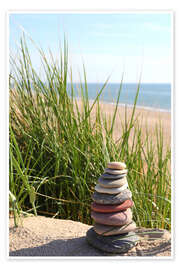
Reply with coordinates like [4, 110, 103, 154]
[91, 208, 132, 226]
[91, 200, 134, 213]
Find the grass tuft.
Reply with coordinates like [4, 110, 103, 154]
[9, 35, 171, 230]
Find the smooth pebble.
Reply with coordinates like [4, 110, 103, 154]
[104, 168, 128, 175]
[95, 183, 128, 194]
[86, 229, 139, 254]
[94, 221, 136, 236]
[92, 189, 132, 205]
[107, 161, 126, 170]
[91, 208, 132, 226]
[91, 200, 134, 213]
[98, 176, 127, 188]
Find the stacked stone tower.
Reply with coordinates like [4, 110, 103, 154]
[86, 161, 139, 254]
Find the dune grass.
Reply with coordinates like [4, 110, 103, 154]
[9, 36, 171, 230]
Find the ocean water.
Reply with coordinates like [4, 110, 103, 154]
[67, 83, 171, 112]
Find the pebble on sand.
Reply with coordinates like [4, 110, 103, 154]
[86, 228, 139, 254]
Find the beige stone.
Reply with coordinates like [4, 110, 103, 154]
[107, 161, 126, 170]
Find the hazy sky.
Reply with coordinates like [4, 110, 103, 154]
[9, 13, 172, 83]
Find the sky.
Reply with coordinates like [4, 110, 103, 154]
[9, 13, 172, 83]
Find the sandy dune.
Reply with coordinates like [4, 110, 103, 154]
[9, 216, 171, 257]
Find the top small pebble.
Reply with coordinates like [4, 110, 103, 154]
[107, 161, 126, 170]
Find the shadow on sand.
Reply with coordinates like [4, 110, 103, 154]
[9, 236, 105, 256]
[9, 235, 171, 257]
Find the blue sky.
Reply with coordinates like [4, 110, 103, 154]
[9, 13, 172, 83]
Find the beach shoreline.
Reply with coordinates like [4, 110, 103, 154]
[68, 81, 171, 113]
[79, 97, 171, 114]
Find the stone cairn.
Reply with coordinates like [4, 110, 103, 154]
[86, 161, 139, 254]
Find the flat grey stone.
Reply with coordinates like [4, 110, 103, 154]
[101, 173, 127, 180]
[95, 183, 128, 194]
[86, 228, 139, 254]
[104, 168, 128, 175]
[98, 176, 127, 188]
[92, 189, 132, 205]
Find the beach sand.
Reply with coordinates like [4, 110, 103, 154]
[9, 216, 171, 257]
[76, 99, 171, 148]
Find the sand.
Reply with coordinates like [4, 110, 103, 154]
[76, 100, 171, 148]
[105, 103, 170, 143]
[9, 216, 171, 257]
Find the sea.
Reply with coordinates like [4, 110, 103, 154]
[67, 83, 171, 112]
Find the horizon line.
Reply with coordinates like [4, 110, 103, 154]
[67, 82, 171, 84]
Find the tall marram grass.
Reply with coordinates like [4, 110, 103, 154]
[9, 36, 171, 230]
